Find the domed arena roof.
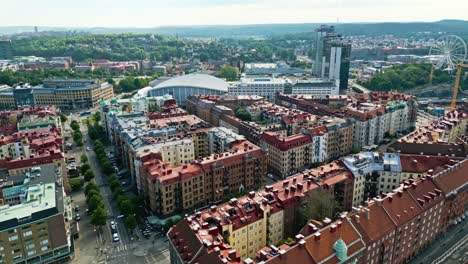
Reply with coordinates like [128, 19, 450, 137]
[153, 73, 228, 92]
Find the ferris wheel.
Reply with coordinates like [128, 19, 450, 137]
[429, 35, 467, 71]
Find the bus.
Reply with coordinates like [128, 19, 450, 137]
[79, 111, 91, 117]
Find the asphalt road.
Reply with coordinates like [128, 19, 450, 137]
[409, 219, 468, 264]
[69, 113, 170, 264]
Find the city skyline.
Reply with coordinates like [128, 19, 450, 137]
[1, 0, 467, 27]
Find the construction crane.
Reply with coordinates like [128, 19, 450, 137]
[450, 63, 467, 108]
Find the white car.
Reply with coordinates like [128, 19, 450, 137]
[86, 147, 90, 151]
[113, 233, 120, 242]
[110, 221, 117, 230]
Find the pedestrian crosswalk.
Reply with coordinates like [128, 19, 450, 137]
[143, 248, 170, 264]
[115, 244, 127, 252]
[161, 249, 170, 258]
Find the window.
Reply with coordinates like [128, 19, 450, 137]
[9, 235, 18, 242]
[23, 231, 32, 237]
[27, 250, 36, 256]
[26, 244, 35, 249]
[40, 239, 48, 245]
[41, 246, 48, 252]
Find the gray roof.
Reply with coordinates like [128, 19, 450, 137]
[153, 74, 228, 92]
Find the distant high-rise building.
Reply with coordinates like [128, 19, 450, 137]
[314, 25, 351, 94]
[314, 25, 335, 77]
[34, 26, 38, 33]
[0, 39, 13, 59]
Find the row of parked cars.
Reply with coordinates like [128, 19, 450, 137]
[140, 218, 163, 239]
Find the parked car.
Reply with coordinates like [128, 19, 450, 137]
[86, 147, 90, 151]
[113, 233, 120, 242]
[110, 221, 117, 230]
[75, 214, 81, 222]
[74, 205, 80, 212]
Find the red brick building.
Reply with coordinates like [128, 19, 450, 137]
[432, 159, 468, 231]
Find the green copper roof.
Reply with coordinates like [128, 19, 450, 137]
[333, 238, 348, 262]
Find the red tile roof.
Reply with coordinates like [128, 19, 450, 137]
[304, 218, 365, 264]
[262, 132, 312, 151]
[380, 188, 423, 226]
[399, 154, 461, 174]
[432, 159, 468, 195]
[349, 203, 395, 243]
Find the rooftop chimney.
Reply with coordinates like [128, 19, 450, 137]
[314, 232, 321, 242]
[228, 249, 237, 260]
[355, 215, 360, 223]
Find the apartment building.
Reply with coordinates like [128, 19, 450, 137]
[0, 165, 72, 264]
[168, 151, 467, 264]
[247, 102, 317, 135]
[219, 115, 242, 134]
[321, 117, 354, 160]
[100, 94, 175, 121]
[261, 132, 313, 178]
[343, 152, 461, 207]
[140, 140, 267, 216]
[275, 92, 417, 153]
[228, 78, 288, 100]
[189, 95, 264, 110]
[167, 161, 354, 263]
[4, 79, 114, 111]
[432, 160, 468, 231]
[0, 127, 62, 160]
[185, 95, 263, 127]
[257, 176, 451, 264]
[390, 109, 467, 157]
[0, 106, 59, 135]
[289, 78, 339, 95]
[130, 137, 195, 191]
[302, 125, 329, 163]
[208, 127, 245, 153]
[345, 103, 386, 150]
[106, 112, 210, 184]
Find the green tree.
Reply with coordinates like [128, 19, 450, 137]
[94, 140, 104, 151]
[218, 66, 238, 81]
[85, 182, 99, 196]
[91, 207, 108, 226]
[235, 107, 252, 121]
[84, 170, 95, 182]
[80, 154, 88, 163]
[88, 195, 105, 212]
[297, 190, 337, 229]
[102, 161, 114, 175]
[70, 120, 80, 131]
[113, 188, 124, 200]
[125, 214, 137, 232]
[109, 178, 121, 193]
[93, 112, 101, 123]
[86, 190, 101, 202]
[118, 198, 135, 216]
[60, 113, 68, 123]
[69, 178, 84, 192]
[80, 163, 91, 174]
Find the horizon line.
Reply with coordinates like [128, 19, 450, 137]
[0, 19, 466, 29]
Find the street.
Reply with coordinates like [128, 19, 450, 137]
[409, 219, 468, 264]
[67, 114, 170, 264]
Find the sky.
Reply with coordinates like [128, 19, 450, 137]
[2, 0, 468, 27]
